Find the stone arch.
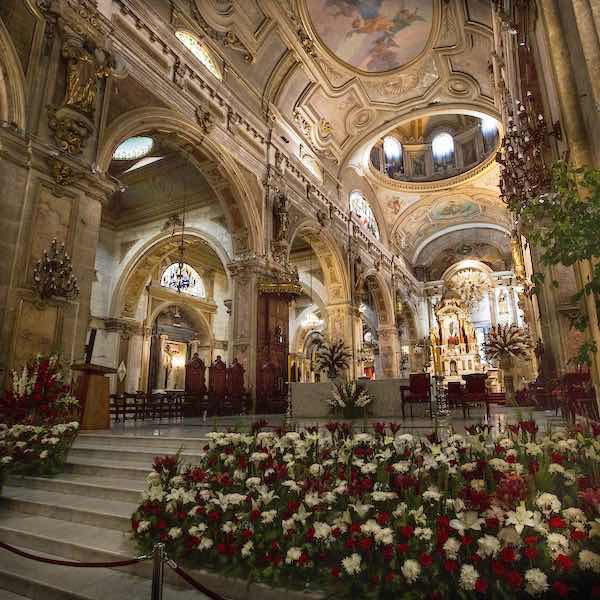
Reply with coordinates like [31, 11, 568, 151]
[96, 107, 262, 254]
[110, 229, 232, 319]
[356, 269, 395, 328]
[0, 18, 27, 129]
[288, 218, 350, 304]
[148, 300, 214, 347]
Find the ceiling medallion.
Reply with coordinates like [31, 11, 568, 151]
[304, 0, 434, 74]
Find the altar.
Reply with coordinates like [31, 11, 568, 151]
[291, 378, 408, 418]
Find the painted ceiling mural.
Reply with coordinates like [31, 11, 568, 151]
[306, 0, 434, 73]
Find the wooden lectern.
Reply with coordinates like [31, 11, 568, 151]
[71, 363, 116, 430]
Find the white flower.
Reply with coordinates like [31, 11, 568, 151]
[506, 502, 536, 534]
[423, 487, 442, 502]
[392, 461, 411, 473]
[371, 491, 397, 502]
[349, 503, 373, 518]
[40, 450, 48, 459]
[546, 533, 569, 559]
[562, 508, 587, 530]
[401, 559, 421, 584]
[136, 520, 151, 533]
[548, 463, 565, 475]
[524, 568, 549, 595]
[245, 477, 261, 488]
[168, 527, 182, 539]
[286, 547, 302, 564]
[414, 527, 433, 541]
[314, 522, 332, 541]
[525, 442, 542, 456]
[498, 437, 514, 449]
[198, 537, 213, 551]
[443, 537, 461, 560]
[361, 462, 377, 474]
[450, 511, 484, 534]
[261, 510, 277, 525]
[536, 493, 561, 516]
[470, 479, 486, 492]
[309, 463, 323, 477]
[393, 502, 407, 518]
[579, 550, 600, 573]
[477, 534, 500, 558]
[241, 541, 253, 557]
[342, 553, 362, 575]
[459, 565, 479, 591]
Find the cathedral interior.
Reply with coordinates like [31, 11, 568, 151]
[1, 1, 600, 598]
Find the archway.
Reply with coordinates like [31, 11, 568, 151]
[0, 18, 27, 129]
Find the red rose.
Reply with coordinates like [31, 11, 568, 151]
[485, 517, 499, 530]
[555, 554, 573, 571]
[217, 543, 227, 555]
[249, 509, 261, 522]
[475, 578, 488, 594]
[241, 528, 253, 540]
[548, 516, 566, 529]
[331, 567, 341, 578]
[491, 560, 506, 577]
[523, 535, 538, 546]
[331, 527, 341, 538]
[570, 529, 586, 541]
[419, 553, 433, 568]
[552, 581, 569, 598]
[383, 545, 394, 561]
[443, 559, 458, 573]
[400, 525, 414, 539]
[437, 515, 450, 529]
[376, 512, 390, 526]
[359, 537, 372, 551]
[396, 543, 408, 555]
[505, 571, 523, 589]
[500, 547, 516, 563]
[156, 519, 167, 530]
[523, 546, 537, 560]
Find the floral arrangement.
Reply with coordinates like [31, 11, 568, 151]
[326, 381, 373, 420]
[0, 355, 79, 425]
[314, 339, 352, 380]
[132, 421, 600, 599]
[483, 324, 533, 365]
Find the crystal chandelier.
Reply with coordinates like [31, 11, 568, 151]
[496, 91, 550, 215]
[32, 238, 80, 301]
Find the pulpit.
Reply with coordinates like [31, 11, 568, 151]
[71, 363, 116, 430]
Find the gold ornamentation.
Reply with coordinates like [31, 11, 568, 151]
[48, 158, 79, 187]
[47, 107, 93, 155]
[195, 104, 213, 134]
[32, 238, 80, 302]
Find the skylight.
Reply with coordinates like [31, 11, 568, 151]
[113, 137, 154, 161]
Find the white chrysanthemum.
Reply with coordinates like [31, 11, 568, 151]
[546, 533, 569, 559]
[401, 559, 421, 584]
[286, 547, 301, 564]
[489, 458, 510, 472]
[579, 550, 600, 573]
[168, 527, 182, 539]
[241, 541, 253, 557]
[443, 537, 461, 560]
[536, 493, 561, 516]
[477, 534, 500, 558]
[548, 463, 565, 475]
[309, 463, 323, 477]
[342, 553, 362, 575]
[423, 487, 442, 502]
[414, 527, 433, 541]
[136, 520, 151, 533]
[459, 565, 479, 591]
[261, 510, 277, 524]
[314, 522, 332, 541]
[524, 568, 549, 595]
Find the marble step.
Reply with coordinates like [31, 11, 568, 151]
[6, 475, 144, 505]
[64, 458, 151, 481]
[68, 444, 205, 465]
[0, 487, 135, 532]
[0, 544, 209, 600]
[75, 433, 208, 451]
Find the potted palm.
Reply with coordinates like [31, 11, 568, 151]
[314, 338, 352, 381]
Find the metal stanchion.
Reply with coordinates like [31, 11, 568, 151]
[151, 543, 165, 600]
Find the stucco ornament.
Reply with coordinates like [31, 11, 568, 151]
[448, 269, 488, 309]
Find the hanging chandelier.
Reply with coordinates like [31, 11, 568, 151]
[496, 91, 550, 215]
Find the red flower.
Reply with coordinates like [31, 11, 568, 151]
[156, 519, 167, 530]
[485, 517, 499, 530]
[241, 528, 253, 540]
[475, 578, 488, 594]
[443, 559, 458, 573]
[376, 512, 390, 526]
[499, 547, 516, 563]
[305, 527, 315, 542]
[400, 525, 414, 539]
[555, 554, 573, 571]
[384, 570, 395, 583]
[570, 529, 586, 541]
[523, 535, 538, 546]
[249, 509, 261, 522]
[396, 543, 408, 555]
[359, 537, 372, 551]
[370, 575, 380, 585]
[419, 553, 433, 568]
[331, 567, 341, 578]
[552, 581, 569, 598]
[383, 545, 394, 561]
[548, 516, 566, 529]
[491, 560, 506, 577]
[523, 546, 537, 560]
[505, 571, 523, 589]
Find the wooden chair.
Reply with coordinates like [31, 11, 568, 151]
[226, 359, 248, 415]
[209, 356, 227, 415]
[446, 381, 463, 409]
[109, 393, 126, 422]
[561, 372, 597, 422]
[400, 373, 432, 418]
[462, 373, 489, 419]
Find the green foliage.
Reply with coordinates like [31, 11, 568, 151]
[520, 160, 600, 363]
[315, 339, 352, 379]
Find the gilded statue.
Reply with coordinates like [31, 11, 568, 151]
[511, 233, 526, 281]
[62, 38, 112, 116]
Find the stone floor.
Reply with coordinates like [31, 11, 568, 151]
[106, 405, 565, 438]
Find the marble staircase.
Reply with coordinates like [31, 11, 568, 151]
[0, 432, 212, 600]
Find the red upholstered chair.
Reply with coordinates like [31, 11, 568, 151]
[462, 373, 489, 419]
[561, 372, 597, 423]
[401, 373, 432, 418]
[446, 381, 463, 409]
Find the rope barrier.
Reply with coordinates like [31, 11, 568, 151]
[167, 560, 229, 600]
[0, 540, 146, 568]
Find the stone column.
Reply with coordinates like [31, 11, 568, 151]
[325, 301, 357, 375]
[488, 289, 498, 326]
[378, 325, 402, 378]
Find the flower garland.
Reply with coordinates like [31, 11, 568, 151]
[132, 421, 600, 599]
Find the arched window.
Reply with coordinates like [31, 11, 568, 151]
[113, 136, 154, 161]
[350, 191, 380, 240]
[383, 136, 403, 178]
[160, 262, 206, 297]
[431, 132, 455, 169]
[480, 116, 499, 151]
[175, 31, 222, 80]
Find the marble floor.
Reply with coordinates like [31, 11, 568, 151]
[104, 405, 565, 439]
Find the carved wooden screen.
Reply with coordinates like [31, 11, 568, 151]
[185, 355, 207, 396]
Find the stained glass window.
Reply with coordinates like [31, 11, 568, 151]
[349, 191, 380, 240]
[160, 262, 206, 297]
[175, 31, 222, 80]
[113, 136, 154, 161]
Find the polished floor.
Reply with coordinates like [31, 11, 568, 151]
[105, 405, 565, 438]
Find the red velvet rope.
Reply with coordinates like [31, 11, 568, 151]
[0, 540, 144, 568]
[169, 563, 228, 600]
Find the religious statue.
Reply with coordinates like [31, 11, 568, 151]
[498, 290, 510, 316]
[62, 38, 112, 116]
[273, 192, 289, 242]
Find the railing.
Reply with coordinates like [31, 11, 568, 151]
[0, 540, 228, 600]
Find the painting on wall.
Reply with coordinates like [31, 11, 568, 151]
[430, 199, 480, 221]
[306, 0, 434, 73]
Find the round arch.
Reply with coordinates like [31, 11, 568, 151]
[356, 268, 396, 328]
[148, 300, 214, 347]
[0, 19, 27, 129]
[96, 107, 262, 254]
[287, 218, 350, 304]
[110, 228, 232, 319]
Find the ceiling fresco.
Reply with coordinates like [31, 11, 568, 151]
[305, 0, 434, 73]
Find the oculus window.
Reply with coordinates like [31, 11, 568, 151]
[161, 263, 206, 298]
[113, 136, 154, 161]
[350, 191, 380, 240]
